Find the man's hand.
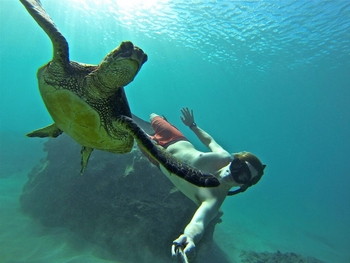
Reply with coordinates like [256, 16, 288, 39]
[180, 107, 195, 127]
[171, 234, 196, 260]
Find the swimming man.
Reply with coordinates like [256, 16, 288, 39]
[147, 107, 266, 260]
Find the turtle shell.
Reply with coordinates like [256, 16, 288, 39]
[42, 89, 133, 153]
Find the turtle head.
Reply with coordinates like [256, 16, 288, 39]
[97, 41, 148, 89]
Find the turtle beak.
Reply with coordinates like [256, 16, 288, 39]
[118, 41, 147, 69]
[98, 41, 148, 88]
[132, 46, 148, 69]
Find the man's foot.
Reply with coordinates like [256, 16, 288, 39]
[149, 113, 159, 122]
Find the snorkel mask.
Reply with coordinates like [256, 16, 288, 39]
[227, 157, 266, 196]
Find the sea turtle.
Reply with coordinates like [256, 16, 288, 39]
[20, 0, 219, 187]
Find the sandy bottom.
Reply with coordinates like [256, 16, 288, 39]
[1, 173, 345, 263]
[0, 174, 122, 263]
[0, 133, 121, 263]
[1, 133, 348, 263]
[215, 200, 348, 263]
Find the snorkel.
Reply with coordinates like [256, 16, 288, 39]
[227, 156, 266, 196]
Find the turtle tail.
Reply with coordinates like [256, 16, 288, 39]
[20, 0, 69, 66]
[117, 115, 220, 188]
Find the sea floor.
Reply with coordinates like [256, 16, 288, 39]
[0, 133, 348, 263]
[0, 174, 123, 263]
[0, 131, 120, 263]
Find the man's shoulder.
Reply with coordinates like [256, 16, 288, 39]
[201, 151, 232, 161]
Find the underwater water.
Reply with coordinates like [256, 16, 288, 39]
[1, 0, 350, 262]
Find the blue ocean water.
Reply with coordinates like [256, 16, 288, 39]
[1, 0, 349, 262]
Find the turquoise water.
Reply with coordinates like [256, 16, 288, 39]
[1, 0, 349, 262]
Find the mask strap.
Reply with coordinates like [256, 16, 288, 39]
[227, 184, 249, 196]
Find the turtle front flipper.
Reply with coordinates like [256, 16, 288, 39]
[26, 123, 63, 138]
[20, 0, 69, 67]
[117, 115, 220, 187]
[80, 146, 94, 175]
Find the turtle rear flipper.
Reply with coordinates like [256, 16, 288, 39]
[80, 146, 94, 175]
[26, 123, 63, 138]
[20, 0, 69, 67]
[118, 115, 220, 188]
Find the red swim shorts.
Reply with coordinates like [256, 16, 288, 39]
[150, 116, 188, 148]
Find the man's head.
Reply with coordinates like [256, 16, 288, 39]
[228, 151, 266, 195]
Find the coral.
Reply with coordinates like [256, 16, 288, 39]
[240, 250, 325, 263]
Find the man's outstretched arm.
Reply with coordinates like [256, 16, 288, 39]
[180, 107, 227, 153]
[171, 199, 220, 259]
